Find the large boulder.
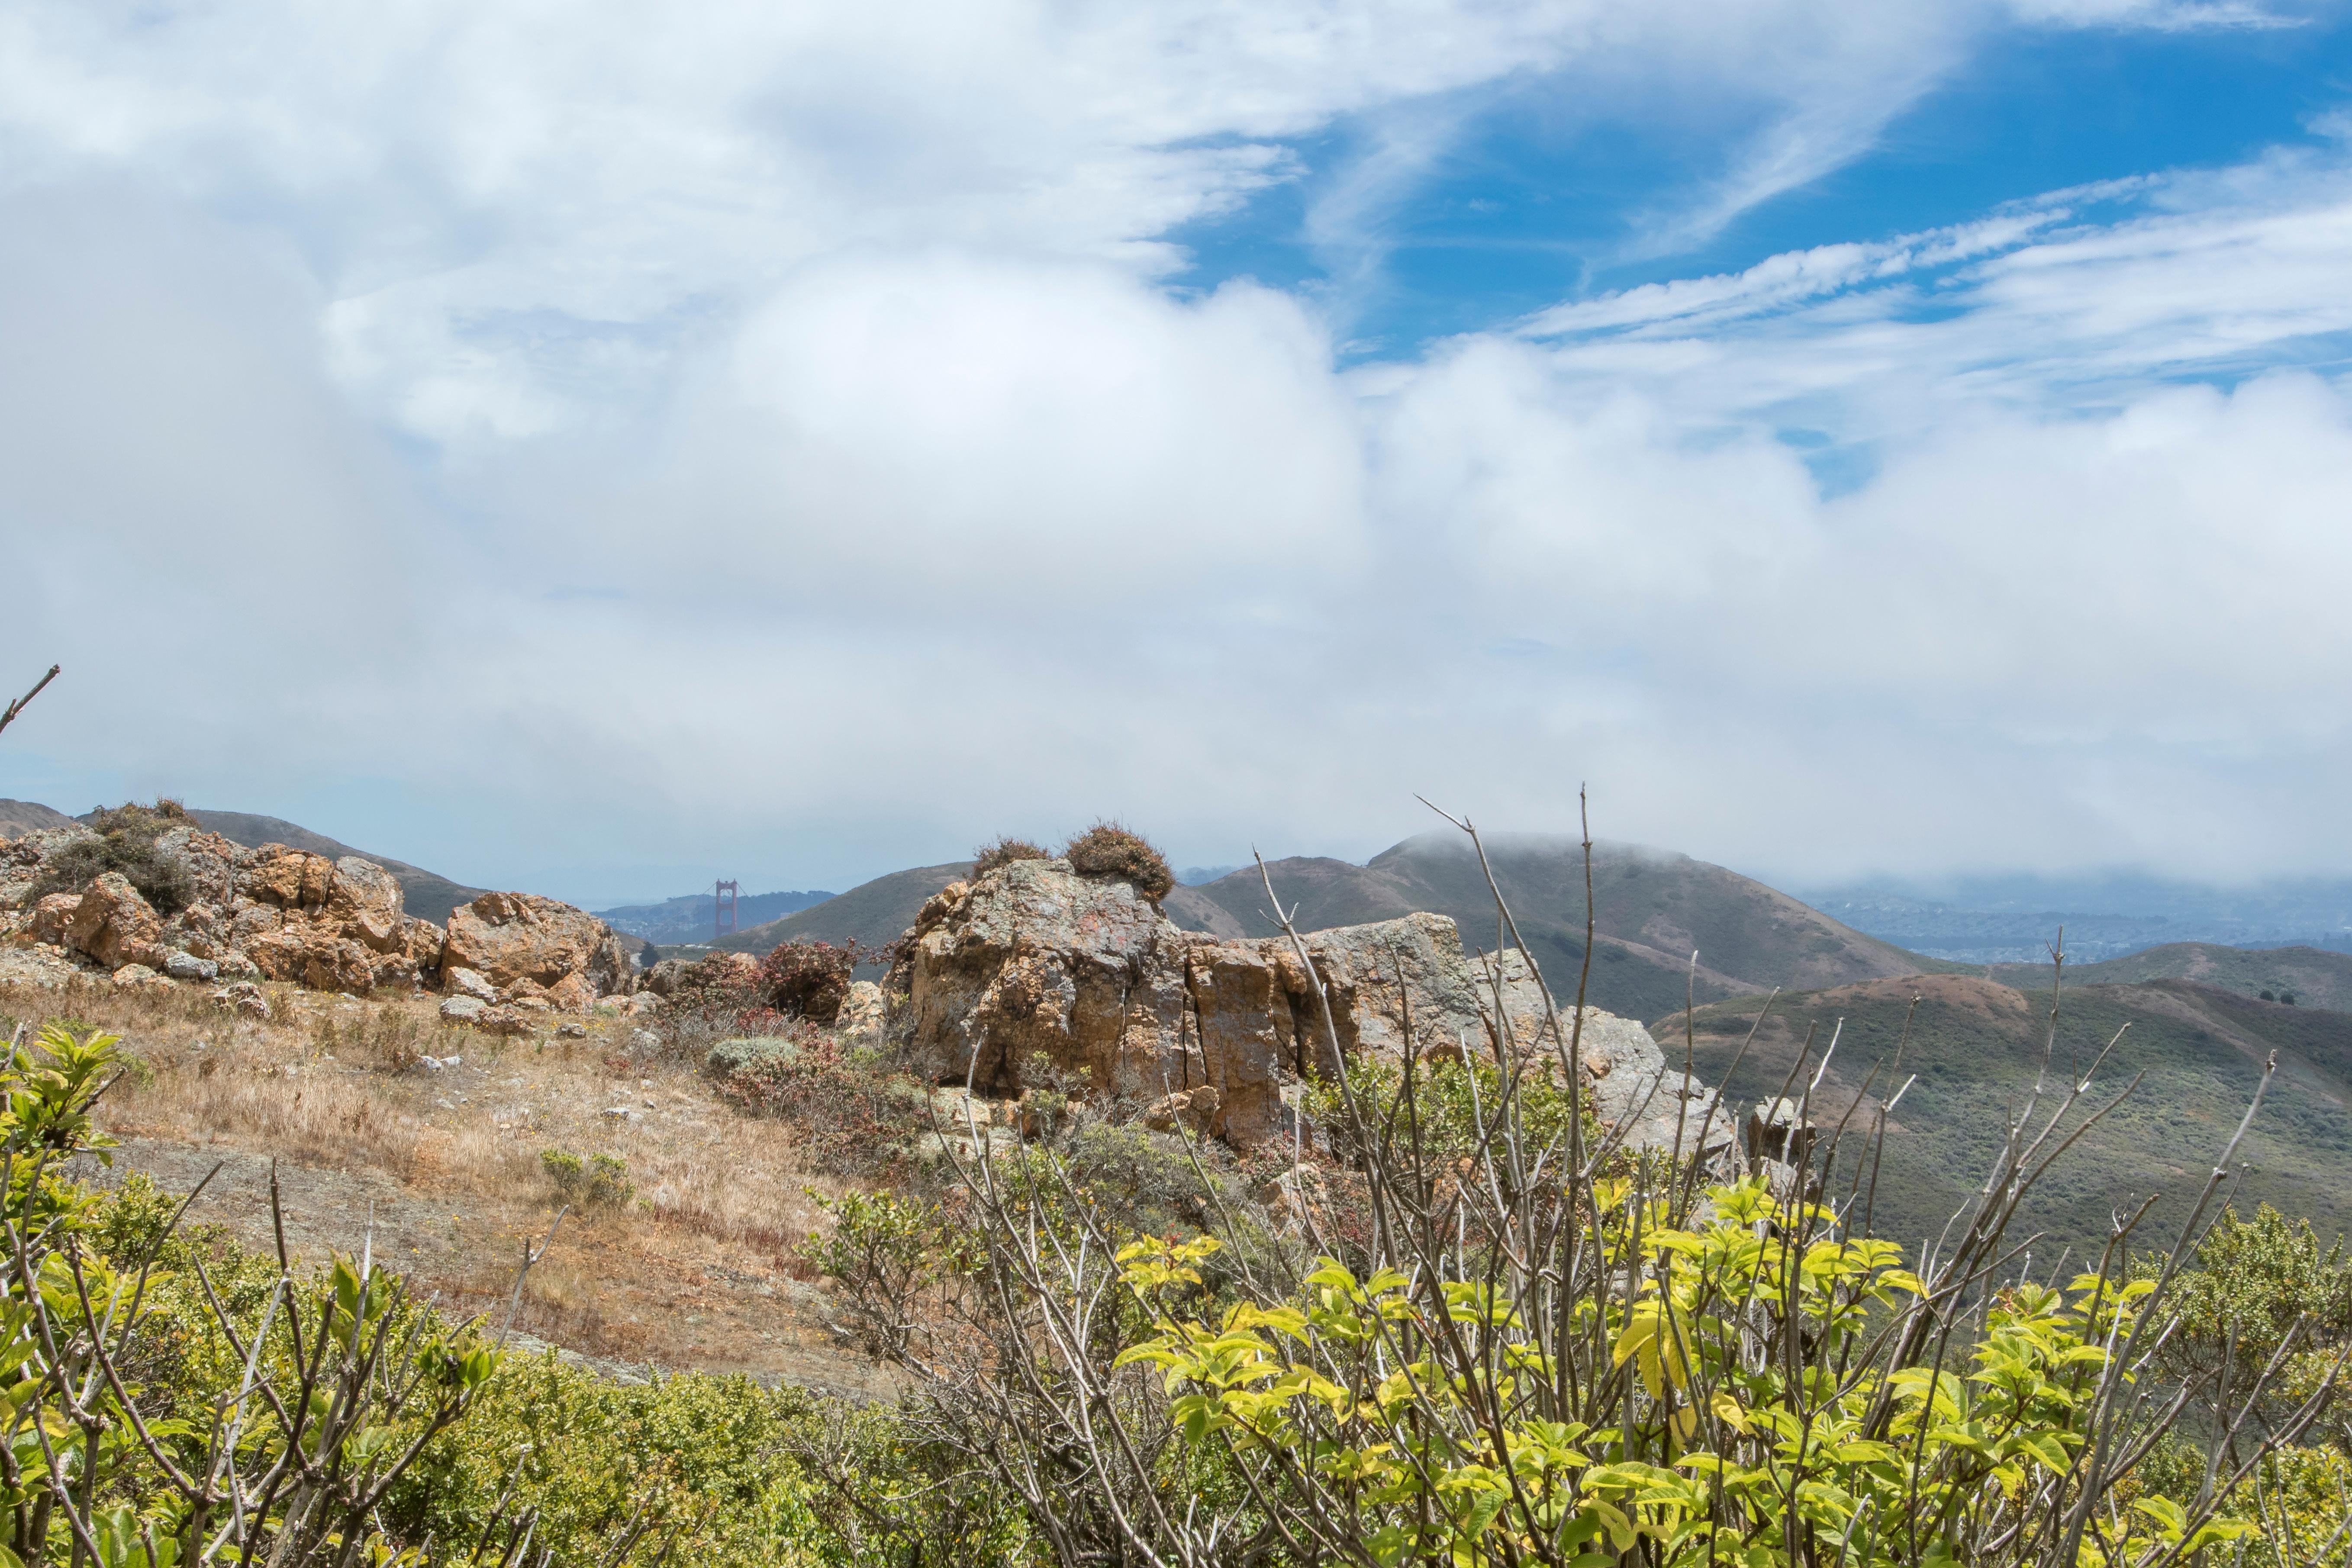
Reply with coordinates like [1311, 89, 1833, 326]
[210, 845, 443, 995]
[440, 892, 635, 1012]
[151, 827, 242, 908]
[892, 857, 1705, 1152]
[67, 873, 164, 970]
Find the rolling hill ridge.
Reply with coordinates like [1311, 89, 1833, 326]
[1659, 974, 2352, 1251]
[1165, 833, 1947, 1021]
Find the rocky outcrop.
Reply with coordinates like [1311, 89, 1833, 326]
[440, 892, 635, 1011]
[176, 834, 444, 995]
[643, 952, 758, 1005]
[892, 857, 1711, 1152]
[0, 824, 627, 1009]
[0, 827, 95, 910]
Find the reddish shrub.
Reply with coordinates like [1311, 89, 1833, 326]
[710, 1033, 931, 1179]
[755, 939, 861, 1024]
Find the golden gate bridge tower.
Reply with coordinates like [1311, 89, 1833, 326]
[713, 879, 739, 942]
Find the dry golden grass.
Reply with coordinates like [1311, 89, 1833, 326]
[0, 975, 865, 1386]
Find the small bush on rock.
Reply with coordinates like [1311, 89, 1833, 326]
[757, 939, 860, 1024]
[971, 836, 1050, 879]
[29, 798, 196, 914]
[1061, 821, 1173, 902]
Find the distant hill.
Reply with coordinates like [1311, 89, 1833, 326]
[1661, 975, 2352, 1251]
[0, 800, 74, 837]
[1164, 833, 1948, 1021]
[177, 810, 489, 925]
[693, 862, 974, 959]
[597, 889, 836, 944]
[1983, 943, 2352, 1013]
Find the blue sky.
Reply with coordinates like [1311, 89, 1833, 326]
[3, 0, 2352, 905]
[1181, 13, 2352, 357]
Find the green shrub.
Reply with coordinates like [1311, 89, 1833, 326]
[27, 797, 196, 913]
[1303, 1046, 1592, 1171]
[971, 835, 1050, 879]
[541, 1147, 635, 1207]
[1063, 1120, 1233, 1236]
[1061, 820, 1173, 902]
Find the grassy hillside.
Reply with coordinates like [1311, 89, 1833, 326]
[1166, 833, 1952, 1021]
[701, 861, 973, 957]
[183, 810, 489, 925]
[1658, 974, 2352, 1253]
[1985, 943, 2352, 1012]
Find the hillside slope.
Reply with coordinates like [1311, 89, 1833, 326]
[1985, 943, 2352, 1013]
[182, 810, 489, 925]
[706, 862, 974, 956]
[0, 800, 74, 837]
[1659, 976, 2352, 1251]
[1166, 833, 1946, 1020]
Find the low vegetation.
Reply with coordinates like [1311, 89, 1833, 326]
[803, 824, 2352, 1566]
[1062, 820, 1174, 902]
[3, 812, 2350, 1564]
[26, 797, 197, 912]
[971, 835, 1050, 879]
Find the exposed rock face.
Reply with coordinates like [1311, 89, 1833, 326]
[0, 827, 95, 910]
[26, 893, 81, 948]
[837, 979, 885, 1038]
[1464, 949, 1726, 1157]
[445, 966, 499, 1003]
[0, 824, 629, 1007]
[211, 980, 269, 1017]
[68, 873, 164, 970]
[893, 858, 1704, 1152]
[212, 840, 444, 995]
[440, 892, 635, 1011]
[161, 950, 219, 983]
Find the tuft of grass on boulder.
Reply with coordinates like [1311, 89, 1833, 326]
[1062, 821, 1174, 903]
[971, 836, 1050, 879]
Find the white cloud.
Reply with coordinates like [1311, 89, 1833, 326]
[3, 2, 2351, 899]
